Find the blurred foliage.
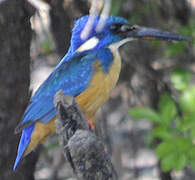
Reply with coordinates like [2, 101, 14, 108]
[40, 40, 53, 55]
[130, 68, 195, 172]
[44, 140, 59, 151]
[178, 19, 195, 43]
[128, 1, 195, 172]
[128, 8, 195, 170]
[128, 2, 153, 24]
[171, 68, 190, 91]
[112, 0, 195, 173]
[165, 42, 187, 56]
[165, 19, 195, 56]
[110, 0, 123, 16]
[150, 19, 194, 57]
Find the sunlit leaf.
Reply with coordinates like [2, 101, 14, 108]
[158, 93, 176, 125]
[179, 86, 195, 113]
[161, 153, 188, 172]
[178, 112, 195, 132]
[156, 138, 191, 159]
[152, 126, 172, 140]
[156, 141, 175, 159]
[174, 138, 192, 153]
[174, 154, 188, 171]
[171, 68, 190, 91]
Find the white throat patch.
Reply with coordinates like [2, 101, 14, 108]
[76, 37, 99, 52]
[109, 38, 133, 50]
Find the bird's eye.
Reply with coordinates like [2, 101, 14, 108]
[120, 25, 136, 32]
[110, 24, 136, 34]
[109, 24, 122, 33]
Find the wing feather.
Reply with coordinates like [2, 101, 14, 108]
[16, 51, 97, 132]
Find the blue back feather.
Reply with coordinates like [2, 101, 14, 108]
[13, 125, 34, 170]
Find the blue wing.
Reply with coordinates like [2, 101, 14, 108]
[17, 51, 98, 130]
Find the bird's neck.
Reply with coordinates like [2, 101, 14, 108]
[95, 48, 115, 73]
[61, 37, 128, 73]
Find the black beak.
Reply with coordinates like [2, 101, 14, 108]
[125, 25, 190, 41]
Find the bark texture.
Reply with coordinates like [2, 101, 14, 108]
[47, 0, 89, 57]
[0, 0, 38, 179]
[47, 0, 72, 57]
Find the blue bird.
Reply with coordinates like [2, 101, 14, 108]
[13, 15, 188, 170]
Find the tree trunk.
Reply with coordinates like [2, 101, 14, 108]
[47, 0, 89, 57]
[0, 0, 38, 179]
[48, 0, 72, 57]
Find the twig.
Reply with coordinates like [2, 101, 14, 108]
[80, 0, 112, 40]
[96, 0, 112, 33]
[27, 0, 50, 11]
[54, 90, 117, 180]
[80, 0, 101, 40]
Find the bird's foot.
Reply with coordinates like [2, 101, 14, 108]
[87, 119, 95, 130]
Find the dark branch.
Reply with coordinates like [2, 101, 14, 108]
[54, 90, 117, 180]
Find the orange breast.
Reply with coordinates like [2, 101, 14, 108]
[76, 49, 121, 119]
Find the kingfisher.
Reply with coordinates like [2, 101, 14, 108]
[13, 15, 188, 170]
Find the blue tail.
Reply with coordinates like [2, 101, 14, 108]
[13, 125, 35, 170]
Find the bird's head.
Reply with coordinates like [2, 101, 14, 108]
[69, 15, 189, 53]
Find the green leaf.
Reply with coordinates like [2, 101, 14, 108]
[156, 138, 191, 159]
[161, 154, 177, 172]
[188, 146, 195, 170]
[160, 152, 188, 172]
[171, 68, 190, 91]
[190, 160, 195, 170]
[129, 107, 161, 123]
[190, 124, 195, 139]
[179, 86, 195, 113]
[178, 112, 195, 132]
[174, 154, 188, 171]
[156, 141, 175, 159]
[165, 42, 187, 56]
[161, 153, 188, 172]
[158, 93, 176, 125]
[153, 127, 172, 139]
[174, 138, 192, 153]
[188, 146, 195, 161]
[152, 126, 172, 140]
